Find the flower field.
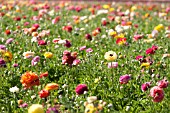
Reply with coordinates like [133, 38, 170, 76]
[0, 1, 170, 113]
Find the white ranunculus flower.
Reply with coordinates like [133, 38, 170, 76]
[9, 86, 19, 93]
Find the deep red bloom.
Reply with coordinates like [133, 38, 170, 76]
[40, 72, 48, 78]
[38, 89, 50, 98]
[14, 17, 21, 21]
[85, 34, 92, 40]
[5, 30, 11, 35]
[64, 40, 72, 48]
[32, 24, 40, 29]
[141, 82, 151, 92]
[62, 26, 72, 32]
[75, 84, 88, 95]
[38, 40, 47, 45]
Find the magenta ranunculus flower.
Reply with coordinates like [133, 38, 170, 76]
[135, 55, 143, 60]
[46, 107, 59, 113]
[75, 84, 88, 95]
[119, 74, 131, 84]
[6, 38, 14, 44]
[31, 56, 40, 66]
[141, 82, 151, 92]
[108, 62, 118, 68]
[0, 45, 6, 50]
[157, 79, 169, 88]
[38, 40, 47, 45]
[150, 86, 164, 102]
[146, 48, 155, 55]
[0, 59, 6, 67]
[13, 63, 19, 67]
[86, 48, 93, 53]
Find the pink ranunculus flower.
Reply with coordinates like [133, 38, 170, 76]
[79, 46, 86, 51]
[31, 56, 40, 66]
[75, 84, 88, 95]
[6, 38, 14, 44]
[86, 48, 93, 53]
[150, 86, 164, 102]
[0, 45, 6, 50]
[73, 59, 81, 65]
[38, 40, 47, 45]
[119, 74, 131, 84]
[108, 62, 118, 68]
[135, 55, 143, 60]
[157, 79, 169, 88]
[141, 82, 151, 92]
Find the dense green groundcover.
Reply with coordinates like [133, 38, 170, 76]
[0, 1, 170, 113]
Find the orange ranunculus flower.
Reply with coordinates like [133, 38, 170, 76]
[44, 83, 59, 91]
[20, 72, 40, 89]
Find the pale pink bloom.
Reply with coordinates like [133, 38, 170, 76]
[6, 38, 14, 44]
[108, 62, 118, 68]
[150, 86, 164, 102]
[86, 48, 93, 53]
[73, 59, 81, 65]
[79, 46, 86, 51]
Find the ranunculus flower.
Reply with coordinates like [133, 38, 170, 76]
[133, 35, 143, 41]
[5, 29, 11, 35]
[146, 48, 155, 54]
[31, 56, 40, 66]
[150, 86, 164, 102]
[116, 38, 127, 45]
[38, 89, 50, 98]
[23, 51, 35, 59]
[75, 84, 88, 95]
[157, 79, 169, 88]
[40, 72, 48, 78]
[44, 52, 53, 58]
[62, 25, 72, 32]
[108, 62, 118, 68]
[85, 34, 92, 40]
[6, 38, 14, 44]
[86, 48, 93, 53]
[73, 59, 81, 65]
[13, 63, 19, 67]
[140, 62, 150, 68]
[9, 86, 19, 93]
[104, 51, 117, 61]
[46, 107, 59, 113]
[119, 74, 131, 84]
[79, 46, 86, 51]
[28, 104, 44, 113]
[38, 40, 47, 45]
[64, 40, 71, 48]
[19, 103, 28, 108]
[136, 55, 143, 60]
[45, 83, 59, 91]
[2, 51, 13, 62]
[20, 72, 40, 89]
[0, 45, 6, 50]
[154, 24, 164, 32]
[52, 16, 60, 24]
[141, 82, 151, 92]
[0, 59, 6, 67]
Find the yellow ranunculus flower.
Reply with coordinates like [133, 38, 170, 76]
[85, 103, 97, 113]
[154, 24, 164, 32]
[104, 51, 117, 61]
[28, 104, 44, 113]
[2, 51, 13, 62]
[114, 33, 125, 39]
[44, 52, 53, 58]
[140, 63, 150, 68]
[103, 5, 110, 9]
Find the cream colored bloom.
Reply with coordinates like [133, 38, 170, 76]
[104, 51, 117, 61]
[28, 104, 44, 113]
